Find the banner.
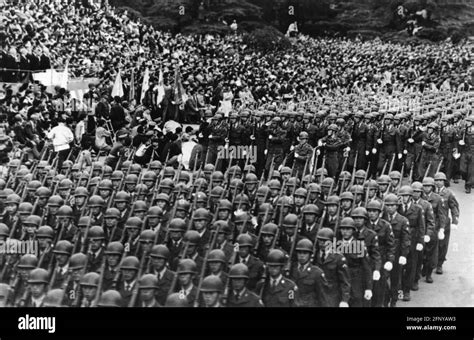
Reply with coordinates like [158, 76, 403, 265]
[111, 71, 124, 98]
[140, 67, 149, 104]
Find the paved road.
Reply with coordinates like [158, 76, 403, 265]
[402, 182, 474, 307]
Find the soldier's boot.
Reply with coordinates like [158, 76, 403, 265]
[411, 281, 419, 291]
[402, 291, 411, 301]
[436, 265, 443, 275]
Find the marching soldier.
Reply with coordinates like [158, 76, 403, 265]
[459, 115, 474, 193]
[417, 122, 441, 179]
[257, 249, 298, 307]
[292, 132, 313, 178]
[226, 263, 264, 307]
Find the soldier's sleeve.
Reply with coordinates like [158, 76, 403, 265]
[337, 255, 351, 303]
[370, 235, 382, 272]
[289, 283, 298, 308]
[448, 192, 460, 225]
[437, 197, 448, 230]
[382, 223, 395, 264]
[417, 207, 425, 245]
[424, 203, 436, 238]
[395, 128, 401, 154]
[401, 219, 411, 257]
[316, 270, 329, 307]
[362, 252, 373, 291]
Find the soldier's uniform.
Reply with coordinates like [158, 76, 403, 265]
[350, 116, 370, 170]
[382, 211, 410, 307]
[376, 118, 401, 175]
[226, 288, 263, 307]
[256, 275, 297, 307]
[460, 119, 474, 192]
[439, 121, 457, 181]
[290, 262, 328, 307]
[293, 137, 313, 178]
[207, 116, 228, 170]
[436, 185, 459, 271]
[265, 118, 287, 173]
[417, 126, 441, 179]
[320, 125, 343, 178]
[313, 247, 351, 307]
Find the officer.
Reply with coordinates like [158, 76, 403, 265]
[265, 117, 287, 174]
[439, 116, 457, 182]
[375, 114, 402, 176]
[382, 194, 410, 307]
[292, 132, 313, 178]
[313, 228, 351, 307]
[226, 263, 264, 307]
[397, 186, 425, 302]
[319, 124, 342, 178]
[289, 238, 328, 307]
[405, 116, 425, 181]
[460, 115, 474, 193]
[338, 217, 373, 307]
[207, 114, 228, 170]
[350, 111, 370, 171]
[257, 249, 297, 307]
[418, 122, 441, 179]
[365, 200, 395, 307]
[418, 187, 440, 286]
[410, 181, 436, 289]
[433, 172, 459, 275]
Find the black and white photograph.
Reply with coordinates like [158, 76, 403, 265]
[0, 0, 473, 337]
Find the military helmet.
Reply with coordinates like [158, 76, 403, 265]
[422, 177, 435, 187]
[53, 240, 73, 255]
[351, 207, 368, 219]
[28, 268, 49, 284]
[200, 275, 224, 293]
[177, 259, 197, 275]
[207, 249, 226, 263]
[70, 253, 88, 269]
[340, 217, 356, 230]
[150, 245, 170, 259]
[434, 172, 447, 181]
[384, 193, 399, 205]
[120, 256, 140, 271]
[317, 228, 334, 240]
[295, 238, 313, 252]
[266, 249, 286, 266]
[105, 242, 124, 256]
[399, 185, 414, 196]
[80, 272, 100, 287]
[36, 226, 54, 239]
[366, 200, 382, 211]
[97, 290, 122, 307]
[228, 263, 249, 279]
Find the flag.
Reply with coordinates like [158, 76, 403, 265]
[140, 67, 149, 104]
[173, 66, 187, 107]
[111, 71, 124, 98]
[129, 70, 135, 102]
[156, 68, 165, 105]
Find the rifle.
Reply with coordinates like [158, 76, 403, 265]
[194, 224, 221, 307]
[319, 152, 326, 183]
[91, 253, 107, 307]
[311, 180, 335, 262]
[381, 159, 389, 176]
[349, 151, 359, 187]
[436, 156, 444, 174]
[388, 153, 396, 175]
[128, 248, 147, 307]
[6, 151, 24, 189]
[423, 161, 432, 180]
[337, 153, 349, 195]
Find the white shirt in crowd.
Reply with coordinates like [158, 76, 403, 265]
[47, 122, 74, 152]
[181, 139, 197, 170]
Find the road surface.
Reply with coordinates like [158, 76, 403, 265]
[403, 182, 474, 307]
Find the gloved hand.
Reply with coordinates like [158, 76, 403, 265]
[373, 270, 380, 281]
[408, 138, 414, 143]
[294, 153, 300, 158]
[364, 290, 373, 300]
[209, 134, 213, 139]
[403, 149, 408, 155]
[277, 164, 283, 171]
[416, 243, 423, 251]
[365, 150, 370, 156]
[384, 261, 393, 271]
[344, 147, 351, 152]
[399, 256, 407, 265]
[318, 140, 323, 147]
[268, 135, 273, 140]
[438, 228, 445, 240]
[422, 141, 426, 146]
[264, 149, 268, 156]
[372, 148, 377, 154]
[451, 223, 458, 230]
[225, 138, 229, 143]
[316, 149, 321, 156]
[424, 235, 430, 243]
[250, 135, 255, 140]
[459, 140, 465, 146]
[290, 145, 295, 151]
[377, 138, 383, 144]
[339, 301, 349, 308]
[398, 153, 402, 159]
[198, 133, 203, 138]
